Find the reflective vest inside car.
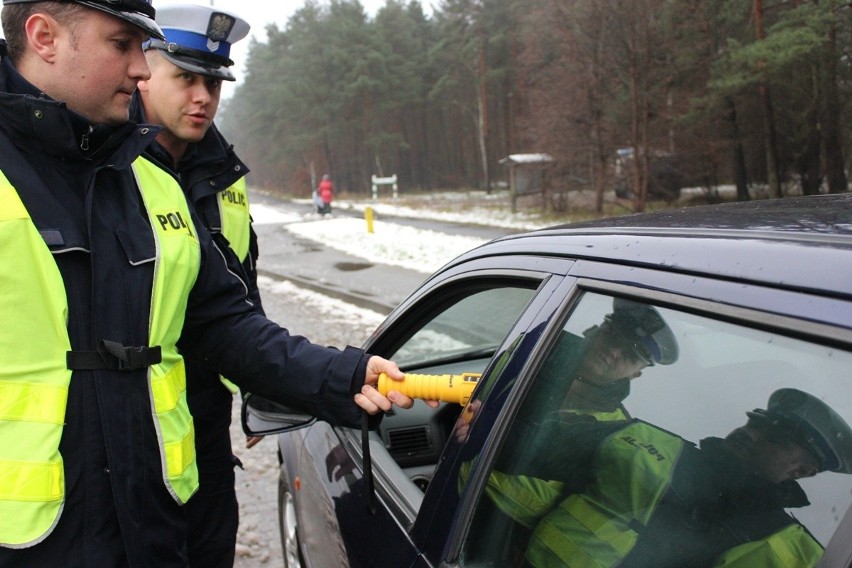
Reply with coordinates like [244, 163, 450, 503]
[524, 421, 823, 568]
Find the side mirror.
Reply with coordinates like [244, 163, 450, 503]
[240, 393, 316, 436]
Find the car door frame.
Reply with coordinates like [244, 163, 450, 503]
[423, 257, 852, 567]
[288, 255, 576, 567]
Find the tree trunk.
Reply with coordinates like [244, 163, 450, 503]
[725, 97, 750, 201]
[821, 25, 848, 194]
[477, 22, 491, 194]
[754, 0, 783, 198]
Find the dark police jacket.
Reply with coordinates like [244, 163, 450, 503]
[134, 96, 263, 470]
[0, 44, 371, 567]
[137, 110, 262, 310]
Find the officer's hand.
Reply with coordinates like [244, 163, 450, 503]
[355, 355, 439, 413]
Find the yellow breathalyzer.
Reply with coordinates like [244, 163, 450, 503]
[377, 372, 481, 405]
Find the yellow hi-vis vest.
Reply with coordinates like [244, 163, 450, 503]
[0, 157, 200, 548]
[712, 523, 823, 568]
[526, 421, 683, 568]
[218, 177, 250, 263]
[523, 422, 823, 568]
[216, 177, 250, 394]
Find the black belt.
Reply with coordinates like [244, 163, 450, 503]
[67, 340, 162, 371]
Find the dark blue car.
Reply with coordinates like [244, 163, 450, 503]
[244, 194, 852, 568]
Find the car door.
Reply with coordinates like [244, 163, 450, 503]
[422, 260, 852, 568]
[290, 256, 573, 567]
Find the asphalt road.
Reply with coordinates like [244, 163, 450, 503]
[249, 191, 515, 312]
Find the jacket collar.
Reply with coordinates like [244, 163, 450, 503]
[0, 42, 161, 168]
[699, 436, 811, 509]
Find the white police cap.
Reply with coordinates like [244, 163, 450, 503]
[144, 3, 250, 81]
[2, 0, 164, 40]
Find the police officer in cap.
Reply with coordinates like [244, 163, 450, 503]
[521, 387, 852, 567]
[735, 388, 852, 484]
[539, 298, 679, 421]
[0, 0, 418, 565]
[135, 6, 255, 565]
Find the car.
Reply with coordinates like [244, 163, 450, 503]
[243, 194, 852, 568]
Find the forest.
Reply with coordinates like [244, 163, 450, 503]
[219, 0, 851, 213]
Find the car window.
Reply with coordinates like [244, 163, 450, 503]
[371, 282, 539, 495]
[460, 290, 852, 568]
[391, 286, 537, 370]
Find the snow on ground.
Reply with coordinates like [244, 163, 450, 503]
[250, 192, 550, 275]
[258, 277, 387, 338]
[287, 217, 487, 274]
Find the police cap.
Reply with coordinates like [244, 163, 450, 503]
[607, 298, 679, 365]
[143, 4, 250, 81]
[2, 0, 164, 40]
[747, 388, 852, 474]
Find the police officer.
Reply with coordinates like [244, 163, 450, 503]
[520, 388, 852, 567]
[134, 5, 256, 566]
[462, 299, 679, 529]
[537, 298, 679, 421]
[0, 1, 417, 566]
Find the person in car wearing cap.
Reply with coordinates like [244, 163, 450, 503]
[515, 387, 852, 567]
[457, 299, 679, 532]
[0, 1, 419, 566]
[133, 5, 257, 566]
[536, 298, 679, 421]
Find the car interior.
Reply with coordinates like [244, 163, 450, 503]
[371, 281, 540, 494]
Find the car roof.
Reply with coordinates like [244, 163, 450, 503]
[447, 194, 852, 298]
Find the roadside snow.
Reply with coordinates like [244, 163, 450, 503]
[288, 217, 487, 274]
[250, 194, 549, 275]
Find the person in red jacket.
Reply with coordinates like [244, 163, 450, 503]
[318, 174, 334, 215]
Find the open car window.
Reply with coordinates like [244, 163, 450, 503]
[390, 285, 538, 371]
[370, 281, 540, 496]
[461, 290, 852, 568]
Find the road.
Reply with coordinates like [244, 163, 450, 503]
[231, 193, 513, 566]
[249, 191, 514, 312]
[230, 274, 371, 567]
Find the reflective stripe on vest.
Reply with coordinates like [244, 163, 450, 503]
[217, 176, 250, 263]
[526, 421, 684, 568]
[132, 156, 201, 505]
[0, 170, 70, 548]
[712, 523, 823, 568]
[216, 177, 249, 395]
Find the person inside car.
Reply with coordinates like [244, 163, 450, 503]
[454, 298, 679, 449]
[505, 388, 851, 568]
[541, 298, 679, 421]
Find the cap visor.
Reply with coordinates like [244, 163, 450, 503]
[159, 51, 236, 81]
[79, 2, 164, 40]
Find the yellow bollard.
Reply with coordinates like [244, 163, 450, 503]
[365, 206, 374, 234]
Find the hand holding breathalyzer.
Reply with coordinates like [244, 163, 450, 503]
[377, 372, 481, 405]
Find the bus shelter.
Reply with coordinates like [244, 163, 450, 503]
[499, 153, 554, 213]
